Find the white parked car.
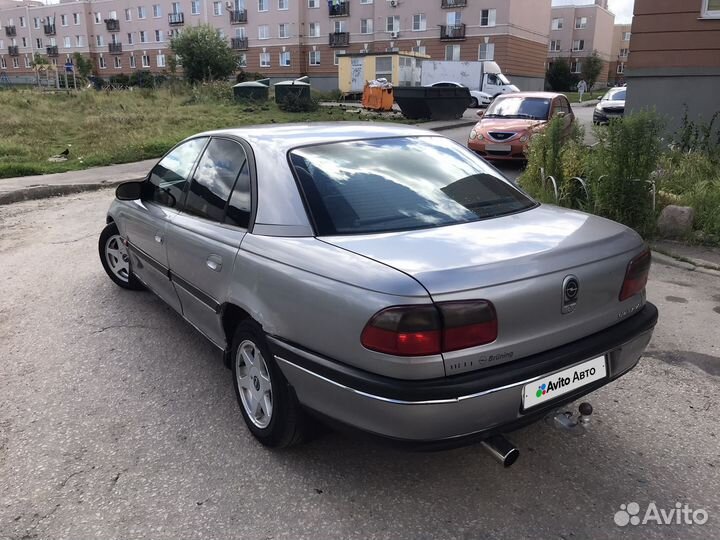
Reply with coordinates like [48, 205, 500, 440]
[428, 81, 493, 108]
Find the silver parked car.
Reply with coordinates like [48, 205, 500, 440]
[99, 123, 657, 463]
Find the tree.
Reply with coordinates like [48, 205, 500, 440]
[72, 52, 93, 78]
[546, 58, 577, 92]
[581, 51, 604, 96]
[171, 25, 237, 83]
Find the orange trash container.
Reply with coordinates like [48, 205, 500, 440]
[362, 83, 394, 112]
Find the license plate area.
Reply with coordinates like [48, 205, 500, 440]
[522, 355, 607, 410]
[485, 144, 512, 152]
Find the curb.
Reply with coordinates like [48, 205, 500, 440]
[0, 121, 475, 207]
[651, 250, 720, 277]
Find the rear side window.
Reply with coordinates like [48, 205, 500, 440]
[144, 137, 208, 208]
[184, 138, 248, 222]
[289, 136, 536, 236]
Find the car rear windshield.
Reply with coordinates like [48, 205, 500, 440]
[484, 97, 551, 120]
[289, 136, 536, 236]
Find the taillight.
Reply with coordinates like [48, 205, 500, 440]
[361, 301, 497, 357]
[619, 249, 651, 301]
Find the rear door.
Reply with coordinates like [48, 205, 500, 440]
[123, 137, 208, 312]
[165, 137, 252, 347]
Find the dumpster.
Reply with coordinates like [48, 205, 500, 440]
[362, 80, 394, 112]
[393, 86, 471, 120]
[274, 76, 311, 104]
[233, 79, 270, 101]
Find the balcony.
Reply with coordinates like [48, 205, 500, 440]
[229, 9, 247, 24]
[168, 12, 184, 25]
[329, 31, 350, 47]
[329, 1, 349, 17]
[8, 45, 19, 56]
[5, 25, 16, 37]
[105, 18, 120, 31]
[44, 23, 56, 35]
[441, 0, 467, 7]
[440, 24, 466, 40]
[46, 45, 58, 57]
[109, 42, 123, 54]
[231, 37, 248, 50]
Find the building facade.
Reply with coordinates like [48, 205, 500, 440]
[0, 0, 551, 90]
[546, 0, 615, 87]
[625, 0, 720, 131]
[607, 23, 630, 85]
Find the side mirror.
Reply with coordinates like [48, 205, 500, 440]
[115, 180, 143, 201]
[555, 111, 567, 119]
[476, 110, 485, 118]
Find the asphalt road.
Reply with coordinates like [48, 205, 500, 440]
[1, 190, 719, 540]
[444, 104, 597, 185]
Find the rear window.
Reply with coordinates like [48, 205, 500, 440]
[289, 136, 536, 236]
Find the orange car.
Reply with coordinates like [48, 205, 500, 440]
[468, 92, 575, 161]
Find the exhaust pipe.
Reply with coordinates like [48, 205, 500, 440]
[481, 435, 519, 468]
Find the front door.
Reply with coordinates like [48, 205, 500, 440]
[123, 137, 208, 313]
[165, 137, 251, 347]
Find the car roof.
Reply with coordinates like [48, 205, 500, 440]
[495, 92, 566, 100]
[192, 122, 436, 154]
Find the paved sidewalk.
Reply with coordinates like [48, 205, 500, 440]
[652, 240, 720, 275]
[0, 117, 476, 206]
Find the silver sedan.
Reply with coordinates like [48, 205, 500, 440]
[98, 123, 657, 464]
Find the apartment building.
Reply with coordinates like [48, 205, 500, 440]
[547, 0, 615, 87]
[625, 0, 720, 131]
[0, 0, 552, 90]
[607, 23, 630, 85]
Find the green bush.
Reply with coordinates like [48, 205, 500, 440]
[278, 92, 319, 112]
[182, 81, 234, 104]
[672, 106, 720, 161]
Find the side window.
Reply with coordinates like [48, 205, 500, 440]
[184, 138, 248, 222]
[144, 138, 207, 208]
[487, 74, 499, 85]
[225, 161, 252, 228]
[563, 97, 573, 115]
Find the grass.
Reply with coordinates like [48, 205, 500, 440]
[0, 85, 405, 179]
[562, 91, 603, 103]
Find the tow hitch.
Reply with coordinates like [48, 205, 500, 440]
[546, 402, 594, 436]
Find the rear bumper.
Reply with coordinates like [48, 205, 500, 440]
[270, 303, 658, 446]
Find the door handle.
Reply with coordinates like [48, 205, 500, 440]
[206, 255, 222, 272]
[154, 234, 163, 244]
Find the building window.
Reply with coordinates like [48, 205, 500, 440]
[376, 55, 392, 82]
[94, 12, 102, 23]
[572, 39, 585, 51]
[73, 13, 80, 25]
[703, 0, 720, 16]
[128, 32, 134, 44]
[412, 45, 426, 55]
[550, 40, 561, 52]
[36, 38, 43, 49]
[238, 53, 247, 67]
[76, 35, 84, 47]
[575, 16, 587, 29]
[551, 17, 563, 30]
[140, 30, 147, 43]
[155, 29, 163, 42]
[12, 57, 19, 68]
[412, 14, 426, 32]
[152, 4, 161, 17]
[114, 56, 122, 68]
[157, 53, 166, 67]
[191, 1, 201, 15]
[309, 50, 320, 65]
[258, 25, 269, 39]
[64, 36, 71, 48]
[142, 54, 150, 67]
[334, 20, 346, 32]
[619, 47, 628, 58]
[623, 31, 632, 40]
[478, 43, 494, 61]
[309, 22, 320, 37]
[99, 56, 106, 69]
[279, 23, 290, 38]
[570, 59, 582, 73]
[279, 50, 291, 66]
[386, 15, 399, 33]
[279, 0, 288, 9]
[61, 14, 68, 26]
[361, 18, 372, 34]
[259, 0, 268, 12]
[130, 55, 136, 68]
[19, 16, 25, 27]
[617, 62, 624, 74]
[21, 37, 27, 48]
[138, 6, 147, 19]
[96, 35, 104, 46]
[333, 49, 344, 65]
[260, 52, 270, 67]
[213, 2, 222, 15]
[33, 17, 40, 29]
[0, 57, 5, 69]
[308, 0, 319, 7]
[480, 9, 496, 27]
[445, 44, 460, 61]
[360, 0, 372, 3]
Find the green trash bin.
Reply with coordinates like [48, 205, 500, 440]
[274, 77, 311, 104]
[233, 79, 270, 101]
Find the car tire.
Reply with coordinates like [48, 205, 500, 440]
[469, 97, 479, 108]
[231, 320, 306, 448]
[98, 222, 144, 290]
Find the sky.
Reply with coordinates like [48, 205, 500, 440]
[552, 0, 635, 24]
